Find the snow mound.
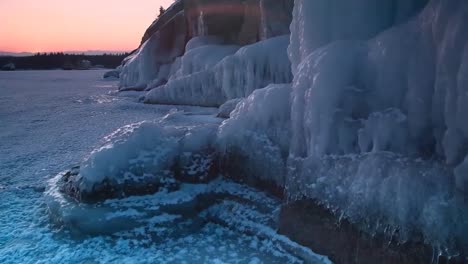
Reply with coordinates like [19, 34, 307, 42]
[217, 84, 291, 186]
[144, 35, 292, 106]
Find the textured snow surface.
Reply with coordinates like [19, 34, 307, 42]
[144, 35, 292, 106]
[0, 71, 329, 263]
[287, 0, 468, 252]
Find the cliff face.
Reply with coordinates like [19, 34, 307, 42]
[141, 0, 293, 46]
[120, 0, 294, 102]
[114, 0, 468, 261]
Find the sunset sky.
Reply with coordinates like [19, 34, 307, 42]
[0, 0, 173, 53]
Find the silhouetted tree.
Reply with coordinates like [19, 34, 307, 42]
[158, 6, 166, 18]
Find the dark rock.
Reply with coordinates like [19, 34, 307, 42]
[218, 150, 284, 199]
[173, 149, 219, 183]
[278, 199, 435, 264]
[140, 0, 294, 49]
[58, 166, 180, 203]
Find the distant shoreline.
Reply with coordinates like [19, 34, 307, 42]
[1, 53, 128, 71]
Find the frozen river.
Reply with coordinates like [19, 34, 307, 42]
[0, 70, 327, 264]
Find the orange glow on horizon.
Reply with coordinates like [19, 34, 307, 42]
[0, 0, 174, 53]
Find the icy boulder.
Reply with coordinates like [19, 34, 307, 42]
[217, 84, 291, 188]
[60, 111, 222, 202]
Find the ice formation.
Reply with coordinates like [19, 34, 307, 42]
[287, 0, 468, 252]
[144, 35, 292, 106]
[112, 0, 468, 256]
[217, 84, 291, 186]
[120, 12, 186, 90]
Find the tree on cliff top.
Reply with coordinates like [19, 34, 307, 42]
[158, 6, 166, 18]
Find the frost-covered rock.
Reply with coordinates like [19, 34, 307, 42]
[217, 84, 291, 187]
[61, 111, 221, 202]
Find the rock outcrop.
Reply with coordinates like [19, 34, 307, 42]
[120, 0, 294, 93]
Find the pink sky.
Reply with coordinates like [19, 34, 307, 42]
[0, 0, 173, 53]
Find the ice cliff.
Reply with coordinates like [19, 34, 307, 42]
[113, 0, 468, 257]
